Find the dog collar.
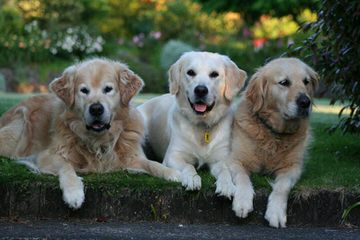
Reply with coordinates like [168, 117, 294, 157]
[255, 113, 292, 138]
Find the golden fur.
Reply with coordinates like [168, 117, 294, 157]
[0, 58, 180, 209]
[0, 94, 55, 157]
[229, 58, 319, 228]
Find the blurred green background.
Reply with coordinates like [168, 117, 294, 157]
[0, 0, 359, 191]
[0, 0, 318, 93]
[1, 0, 359, 133]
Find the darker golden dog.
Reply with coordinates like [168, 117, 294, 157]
[229, 58, 319, 228]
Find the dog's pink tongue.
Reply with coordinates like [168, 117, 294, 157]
[92, 123, 104, 129]
[194, 104, 207, 113]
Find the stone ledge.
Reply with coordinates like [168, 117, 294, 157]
[1, 183, 359, 227]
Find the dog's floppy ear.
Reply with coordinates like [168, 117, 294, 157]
[168, 58, 183, 95]
[246, 68, 268, 113]
[223, 56, 247, 101]
[305, 64, 320, 96]
[115, 62, 144, 105]
[49, 65, 76, 107]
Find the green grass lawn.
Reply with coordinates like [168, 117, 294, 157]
[0, 93, 359, 191]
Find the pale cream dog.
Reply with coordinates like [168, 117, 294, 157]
[0, 58, 180, 209]
[138, 52, 247, 197]
[229, 58, 319, 227]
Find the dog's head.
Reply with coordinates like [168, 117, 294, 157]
[246, 58, 319, 120]
[50, 58, 143, 134]
[169, 51, 246, 125]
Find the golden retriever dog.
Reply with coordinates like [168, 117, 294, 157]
[229, 58, 319, 227]
[0, 58, 180, 209]
[138, 52, 247, 197]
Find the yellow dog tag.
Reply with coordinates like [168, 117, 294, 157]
[204, 131, 210, 144]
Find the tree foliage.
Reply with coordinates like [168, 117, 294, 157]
[197, 0, 319, 23]
[293, 0, 360, 133]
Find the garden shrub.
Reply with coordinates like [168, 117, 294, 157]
[100, 0, 157, 38]
[0, 4, 23, 34]
[293, 0, 360, 133]
[0, 1, 105, 65]
[118, 52, 165, 94]
[0, 20, 105, 65]
[206, 39, 288, 77]
[154, 0, 242, 45]
[155, 0, 199, 41]
[197, 0, 319, 24]
[160, 40, 194, 72]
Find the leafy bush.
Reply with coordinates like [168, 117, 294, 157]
[206, 39, 289, 76]
[0, 20, 105, 65]
[252, 15, 299, 39]
[0, 20, 50, 64]
[155, 0, 199, 41]
[0, 4, 24, 34]
[48, 26, 104, 57]
[293, 0, 360, 133]
[118, 51, 165, 94]
[32, 0, 85, 27]
[160, 40, 194, 71]
[154, 0, 242, 45]
[197, 0, 319, 24]
[99, 0, 157, 37]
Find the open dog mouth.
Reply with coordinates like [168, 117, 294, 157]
[86, 120, 111, 132]
[188, 98, 215, 115]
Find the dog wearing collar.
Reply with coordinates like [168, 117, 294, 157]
[229, 58, 319, 228]
[138, 51, 247, 196]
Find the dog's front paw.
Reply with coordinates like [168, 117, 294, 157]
[181, 173, 201, 191]
[265, 199, 287, 228]
[232, 188, 254, 218]
[62, 179, 85, 209]
[215, 178, 235, 199]
[165, 169, 182, 182]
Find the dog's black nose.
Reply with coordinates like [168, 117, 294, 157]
[89, 103, 104, 116]
[194, 85, 208, 98]
[296, 94, 311, 109]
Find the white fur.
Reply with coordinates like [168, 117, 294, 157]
[138, 52, 246, 194]
[265, 167, 301, 228]
[211, 161, 236, 198]
[59, 166, 85, 209]
[161, 102, 234, 191]
[285, 101, 298, 119]
[231, 164, 255, 218]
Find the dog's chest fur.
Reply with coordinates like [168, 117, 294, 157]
[235, 108, 309, 173]
[56, 117, 123, 173]
[173, 112, 232, 165]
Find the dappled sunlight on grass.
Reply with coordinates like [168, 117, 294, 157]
[313, 98, 350, 114]
[311, 99, 349, 124]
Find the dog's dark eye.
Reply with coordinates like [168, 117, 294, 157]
[187, 69, 196, 77]
[303, 78, 309, 86]
[278, 79, 291, 87]
[209, 71, 219, 78]
[80, 87, 89, 95]
[103, 86, 113, 94]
